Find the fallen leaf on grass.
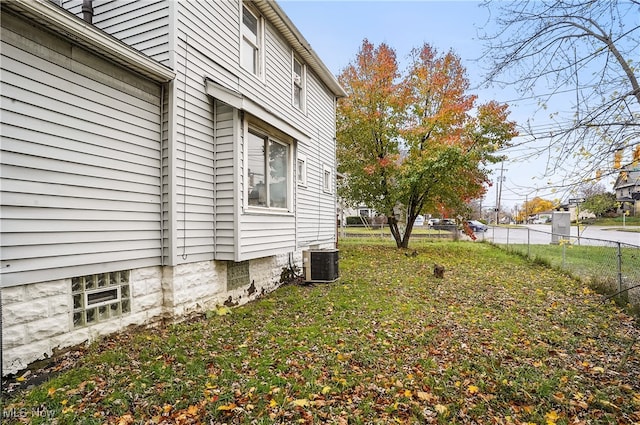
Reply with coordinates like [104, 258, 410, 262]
[215, 306, 232, 316]
[416, 391, 435, 402]
[435, 404, 448, 414]
[545, 410, 559, 424]
[291, 399, 310, 407]
[117, 414, 134, 425]
[217, 403, 237, 411]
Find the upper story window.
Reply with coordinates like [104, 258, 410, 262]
[293, 56, 306, 110]
[247, 129, 291, 210]
[297, 153, 307, 186]
[241, 5, 262, 76]
[323, 164, 333, 194]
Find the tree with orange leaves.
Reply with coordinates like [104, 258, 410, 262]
[337, 40, 518, 248]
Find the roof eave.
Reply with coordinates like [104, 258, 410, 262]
[255, 0, 347, 98]
[1, 0, 175, 83]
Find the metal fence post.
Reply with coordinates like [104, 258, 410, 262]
[617, 242, 623, 295]
[527, 228, 531, 259]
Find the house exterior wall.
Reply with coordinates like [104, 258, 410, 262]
[2, 267, 164, 375]
[295, 77, 339, 249]
[62, 0, 172, 66]
[64, 0, 341, 263]
[175, 1, 340, 261]
[212, 101, 238, 260]
[1, 0, 341, 376]
[0, 10, 164, 288]
[614, 167, 640, 216]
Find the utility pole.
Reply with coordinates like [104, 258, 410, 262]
[495, 162, 506, 225]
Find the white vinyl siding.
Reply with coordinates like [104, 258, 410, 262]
[0, 13, 163, 287]
[295, 76, 338, 247]
[212, 101, 238, 260]
[62, 0, 171, 65]
[237, 116, 296, 259]
[59, 0, 340, 261]
[172, 35, 217, 264]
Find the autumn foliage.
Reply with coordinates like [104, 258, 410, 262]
[516, 197, 557, 223]
[337, 40, 518, 248]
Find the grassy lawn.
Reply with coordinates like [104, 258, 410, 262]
[593, 216, 640, 227]
[500, 243, 640, 283]
[4, 239, 640, 424]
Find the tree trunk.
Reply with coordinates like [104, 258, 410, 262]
[400, 219, 414, 248]
[387, 216, 403, 248]
[388, 215, 417, 249]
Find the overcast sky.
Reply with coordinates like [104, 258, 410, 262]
[278, 1, 600, 210]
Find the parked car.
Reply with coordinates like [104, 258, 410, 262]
[427, 218, 440, 227]
[414, 215, 425, 226]
[466, 220, 488, 232]
[432, 218, 457, 231]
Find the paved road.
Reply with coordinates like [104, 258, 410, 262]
[478, 225, 640, 247]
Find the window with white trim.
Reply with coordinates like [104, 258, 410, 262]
[297, 153, 307, 186]
[241, 5, 261, 76]
[72, 271, 130, 328]
[323, 164, 333, 193]
[247, 129, 291, 209]
[293, 56, 305, 110]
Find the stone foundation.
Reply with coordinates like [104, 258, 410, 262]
[1, 252, 304, 376]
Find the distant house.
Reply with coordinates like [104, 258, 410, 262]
[613, 164, 640, 216]
[1, 0, 345, 375]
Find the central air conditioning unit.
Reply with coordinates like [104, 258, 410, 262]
[302, 249, 339, 283]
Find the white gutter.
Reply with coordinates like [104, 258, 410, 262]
[254, 0, 346, 98]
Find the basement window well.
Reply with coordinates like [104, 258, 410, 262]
[72, 271, 131, 327]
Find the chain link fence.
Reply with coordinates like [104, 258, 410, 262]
[483, 227, 640, 310]
[339, 224, 639, 308]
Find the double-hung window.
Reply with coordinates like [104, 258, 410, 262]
[297, 153, 307, 187]
[241, 5, 261, 76]
[323, 164, 333, 193]
[293, 57, 305, 110]
[247, 130, 290, 209]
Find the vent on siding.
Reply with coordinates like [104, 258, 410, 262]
[82, 0, 94, 24]
[72, 271, 130, 327]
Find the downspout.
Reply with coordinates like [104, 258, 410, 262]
[212, 100, 218, 258]
[81, 0, 93, 24]
[159, 84, 165, 266]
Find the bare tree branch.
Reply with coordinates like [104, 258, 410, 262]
[480, 0, 639, 185]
